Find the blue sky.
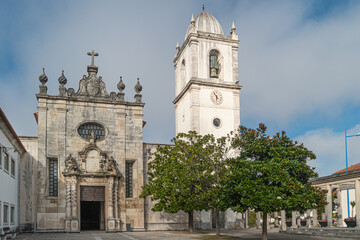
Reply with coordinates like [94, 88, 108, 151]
[1, 0, 360, 177]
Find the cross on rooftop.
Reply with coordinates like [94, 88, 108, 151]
[87, 50, 99, 66]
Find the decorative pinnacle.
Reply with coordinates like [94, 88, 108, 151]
[58, 70, 67, 87]
[191, 14, 195, 24]
[134, 78, 142, 94]
[231, 21, 236, 33]
[39, 68, 48, 85]
[202, 4, 205, 11]
[176, 42, 180, 49]
[117, 76, 125, 92]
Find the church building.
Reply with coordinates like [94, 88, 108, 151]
[18, 10, 243, 232]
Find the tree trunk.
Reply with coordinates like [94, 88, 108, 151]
[215, 209, 220, 237]
[262, 212, 268, 240]
[188, 211, 194, 232]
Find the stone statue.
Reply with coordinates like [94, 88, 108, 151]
[89, 130, 95, 143]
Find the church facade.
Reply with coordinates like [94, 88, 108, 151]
[18, 10, 243, 232]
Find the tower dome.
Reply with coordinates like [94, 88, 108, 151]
[185, 11, 224, 39]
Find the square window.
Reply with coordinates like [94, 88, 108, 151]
[126, 162, 134, 198]
[3, 203, 9, 225]
[0, 145, 2, 169]
[10, 205, 15, 224]
[11, 158, 15, 177]
[4, 151, 9, 173]
[49, 159, 58, 197]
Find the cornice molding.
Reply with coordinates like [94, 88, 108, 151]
[173, 78, 242, 104]
[311, 170, 360, 185]
[174, 32, 239, 64]
[36, 94, 145, 107]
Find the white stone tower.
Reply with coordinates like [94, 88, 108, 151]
[173, 10, 241, 138]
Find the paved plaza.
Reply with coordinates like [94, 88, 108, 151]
[14, 229, 360, 240]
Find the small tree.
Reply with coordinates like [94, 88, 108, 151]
[224, 124, 326, 240]
[140, 131, 228, 233]
[350, 201, 356, 218]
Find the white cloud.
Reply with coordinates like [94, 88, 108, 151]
[2, 0, 360, 151]
[235, 1, 360, 127]
[297, 124, 360, 177]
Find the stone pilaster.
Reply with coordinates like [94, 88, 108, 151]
[355, 180, 360, 228]
[107, 178, 115, 231]
[291, 211, 297, 228]
[245, 210, 249, 229]
[312, 209, 318, 227]
[274, 212, 279, 227]
[256, 212, 261, 229]
[70, 177, 79, 232]
[114, 178, 120, 230]
[296, 212, 301, 227]
[326, 184, 333, 227]
[280, 210, 286, 230]
[65, 178, 72, 232]
[337, 188, 344, 227]
[306, 210, 312, 227]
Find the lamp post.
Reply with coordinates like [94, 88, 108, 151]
[345, 129, 360, 218]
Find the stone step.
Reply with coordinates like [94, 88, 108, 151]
[281, 227, 360, 238]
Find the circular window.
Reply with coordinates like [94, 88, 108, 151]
[77, 122, 106, 141]
[213, 118, 222, 128]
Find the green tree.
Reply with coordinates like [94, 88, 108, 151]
[206, 135, 230, 237]
[140, 131, 229, 233]
[224, 123, 326, 240]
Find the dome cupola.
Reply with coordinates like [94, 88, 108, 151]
[185, 11, 224, 39]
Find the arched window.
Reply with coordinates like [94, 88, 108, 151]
[181, 59, 186, 88]
[209, 49, 220, 78]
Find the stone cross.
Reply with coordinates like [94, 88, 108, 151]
[87, 50, 99, 66]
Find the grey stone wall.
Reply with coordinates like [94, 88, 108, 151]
[19, 136, 38, 232]
[35, 94, 145, 232]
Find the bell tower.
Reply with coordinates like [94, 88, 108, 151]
[173, 10, 241, 138]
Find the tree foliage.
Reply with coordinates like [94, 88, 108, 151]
[224, 123, 326, 240]
[140, 131, 229, 232]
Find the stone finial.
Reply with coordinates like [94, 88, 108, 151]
[39, 68, 48, 85]
[134, 78, 142, 103]
[191, 14, 195, 25]
[58, 70, 67, 87]
[117, 76, 125, 93]
[134, 78, 142, 93]
[231, 21, 236, 33]
[39, 68, 48, 95]
[58, 70, 67, 96]
[175, 42, 180, 57]
[117, 76, 125, 101]
[230, 21, 238, 40]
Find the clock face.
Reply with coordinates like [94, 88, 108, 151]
[210, 90, 223, 105]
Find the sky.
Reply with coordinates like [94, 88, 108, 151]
[1, 0, 360, 177]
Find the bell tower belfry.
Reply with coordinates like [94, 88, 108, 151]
[173, 10, 241, 138]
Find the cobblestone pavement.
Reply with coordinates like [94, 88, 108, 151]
[14, 229, 360, 240]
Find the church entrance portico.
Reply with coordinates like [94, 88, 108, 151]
[63, 142, 122, 232]
[80, 186, 105, 231]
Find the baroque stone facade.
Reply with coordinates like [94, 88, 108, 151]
[18, 10, 244, 232]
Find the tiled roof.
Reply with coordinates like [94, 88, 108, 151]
[0, 107, 26, 153]
[333, 163, 360, 175]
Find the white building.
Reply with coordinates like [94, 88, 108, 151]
[0, 108, 26, 238]
[174, 11, 241, 138]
